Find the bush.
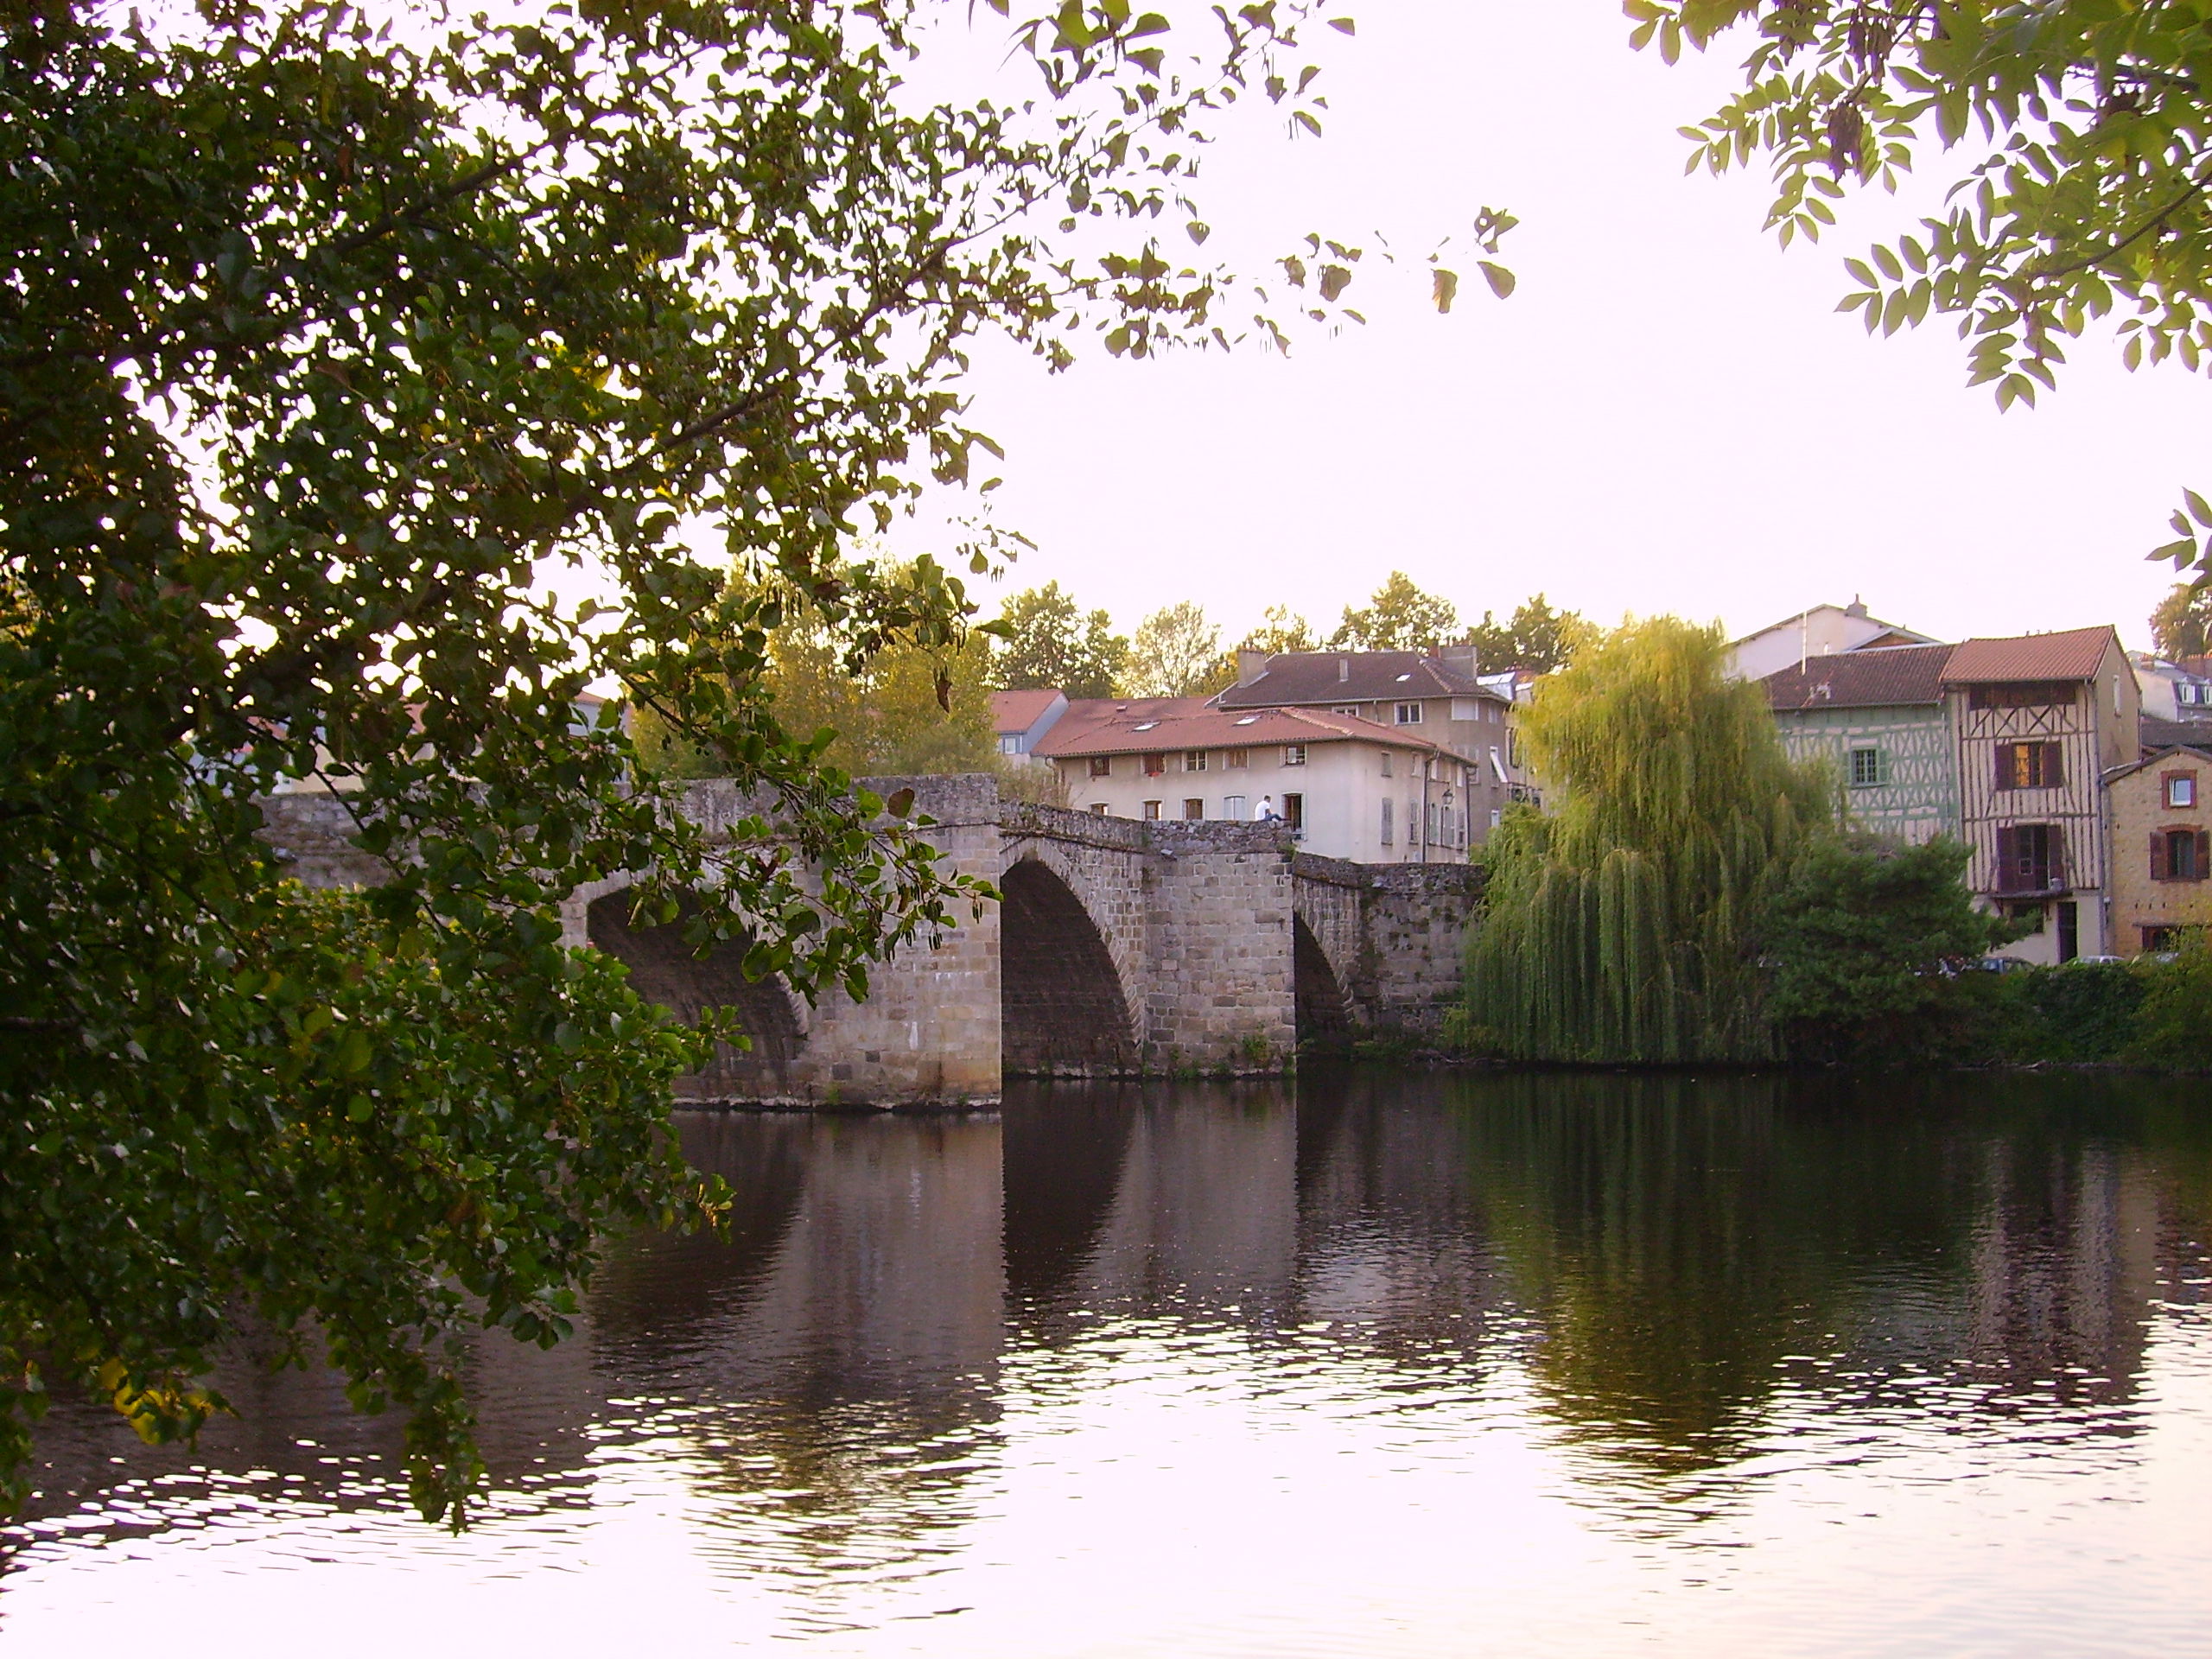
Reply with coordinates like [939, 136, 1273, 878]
[2129, 944, 2212, 1070]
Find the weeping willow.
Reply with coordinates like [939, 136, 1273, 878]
[1466, 619, 1835, 1063]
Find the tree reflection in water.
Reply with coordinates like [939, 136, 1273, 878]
[10, 1071, 2210, 1647]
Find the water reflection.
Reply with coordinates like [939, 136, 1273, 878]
[9, 1071, 2211, 1657]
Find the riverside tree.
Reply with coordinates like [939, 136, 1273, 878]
[1640, 0, 2212, 571]
[1464, 618, 1833, 1063]
[989, 580, 1130, 699]
[0, 0, 1380, 1524]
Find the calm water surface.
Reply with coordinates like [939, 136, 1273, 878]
[8, 1069, 2212, 1656]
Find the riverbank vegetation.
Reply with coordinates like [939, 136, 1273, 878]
[1450, 616, 2212, 1071]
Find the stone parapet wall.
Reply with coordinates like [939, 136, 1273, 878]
[257, 775, 1484, 1103]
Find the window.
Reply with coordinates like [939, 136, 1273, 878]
[1451, 699, 1479, 721]
[1381, 799, 1394, 846]
[1282, 744, 1307, 766]
[1970, 681, 2074, 709]
[1088, 755, 1113, 779]
[1141, 800, 1162, 820]
[1090, 803, 1109, 817]
[1332, 705, 1361, 717]
[1490, 808, 1502, 830]
[2145, 925, 2185, 951]
[2166, 772, 2197, 809]
[1281, 792, 1304, 830]
[1849, 746, 1884, 788]
[2152, 827, 2209, 881]
[1994, 823, 2062, 893]
[999, 734, 1023, 755]
[1224, 794, 1246, 820]
[1185, 750, 1207, 772]
[1995, 741, 2063, 791]
[1427, 803, 1439, 844]
[1394, 702, 1423, 725]
[1408, 799, 1420, 843]
[1224, 747, 1249, 769]
[1380, 752, 1393, 779]
[1142, 752, 1166, 777]
[1183, 798, 1204, 820]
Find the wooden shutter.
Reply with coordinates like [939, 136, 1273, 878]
[2043, 742, 2065, 788]
[2152, 831, 2169, 881]
[1994, 746, 2015, 791]
[1994, 825, 2015, 888]
[2197, 830, 2210, 882]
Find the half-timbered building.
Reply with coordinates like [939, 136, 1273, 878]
[1942, 626, 2138, 963]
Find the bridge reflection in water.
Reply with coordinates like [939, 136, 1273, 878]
[11, 1072, 2212, 1656]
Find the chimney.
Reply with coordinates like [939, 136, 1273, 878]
[1337, 657, 1350, 682]
[1845, 595, 1869, 620]
[1236, 647, 1268, 687]
[1437, 639, 1478, 679]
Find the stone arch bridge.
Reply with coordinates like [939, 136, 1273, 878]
[262, 774, 1481, 1105]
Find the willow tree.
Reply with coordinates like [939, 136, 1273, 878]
[1465, 619, 1833, 1063]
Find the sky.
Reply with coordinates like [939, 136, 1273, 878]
[874, 0, 2209, 656]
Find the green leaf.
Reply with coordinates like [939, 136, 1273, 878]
[1478, 261, 1516, 300]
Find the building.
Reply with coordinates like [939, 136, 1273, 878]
[1727, 598, 1942, 682]
[1760, 644, 1959, 844]
[1943, 626, 2139, 963]
[989, 687, 1068, 764]
[1031, 697, 1474, 863]
[1213, 645, 1533, 841]
[2128, 652, 2212, 723]
[2105, 746, 2212, 955]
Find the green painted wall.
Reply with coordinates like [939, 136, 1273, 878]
[1774, 703, 1958, 842]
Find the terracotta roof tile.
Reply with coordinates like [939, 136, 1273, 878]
[1760, 644, 1954, 710]
[2139, 716, 2212, 757]
[1941, 626, 2117, 684]
[989, 688, 1063, 731]
[1033, 696, 1450, 759]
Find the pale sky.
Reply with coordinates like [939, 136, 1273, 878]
[884, 0, 2209, 656]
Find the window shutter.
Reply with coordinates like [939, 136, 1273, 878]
[2044, 742, 2065, 788]
[1994, 747, 2013, 791]
[1994, 825, 2014, 887]
[2152, 831, 2169, 881]
[2197, 830, 2209, 882]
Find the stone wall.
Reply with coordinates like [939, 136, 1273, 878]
[257, 777, 1483, 1103]
[1293, 855, 1484, 1039]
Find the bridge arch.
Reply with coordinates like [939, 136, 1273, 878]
[585, 887, 807, 1097]
[998, 852, 1138, 1075]
[1293, 912, 1353, 1045]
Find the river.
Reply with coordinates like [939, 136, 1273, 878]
[7, 1069, 2212, 1656]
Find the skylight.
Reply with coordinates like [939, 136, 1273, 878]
[1235, 715, 1258, 726]
[1132, 721, 1159, 731]
[1395, 672, 1413, 682]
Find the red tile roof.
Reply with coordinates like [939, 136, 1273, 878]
[989, 688, 1064, 732]
[1941, 626, 2118, 684]
[1761, 643, 1954, 710]
[1033, 696, 1450, 760]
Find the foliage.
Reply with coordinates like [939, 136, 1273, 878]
[988, 581, 1130, 700]
[2152, 583, 2212, 662]
[1760, 834, 2016, 1061]
[1465, 618, 1833, 1062]
[1638, 0, 2212, 572]
[2126, 938, 2212, 1069]
[0, 0, 1375, 1524]
[637, 566, 999, 779]
[1126, 600, 1232, 697]
[1236, 603, 1321, 657]
[1330, 570, 1459, 653]
[1462, 592, 1593, 674]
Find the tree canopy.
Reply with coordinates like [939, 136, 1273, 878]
[1642, 0, 2212, 569]
[988, 580, 1130, 700]
[1465, 618, 1833, 1062]
[1, 0, 1369, 1524]
[1463, 593, 1592, 674]
[1126, 600, 1233, 697]
[2152, 582, 2212, 661]
[1330, 571, 1459, 653]
[1235, 603, 1321, 657]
